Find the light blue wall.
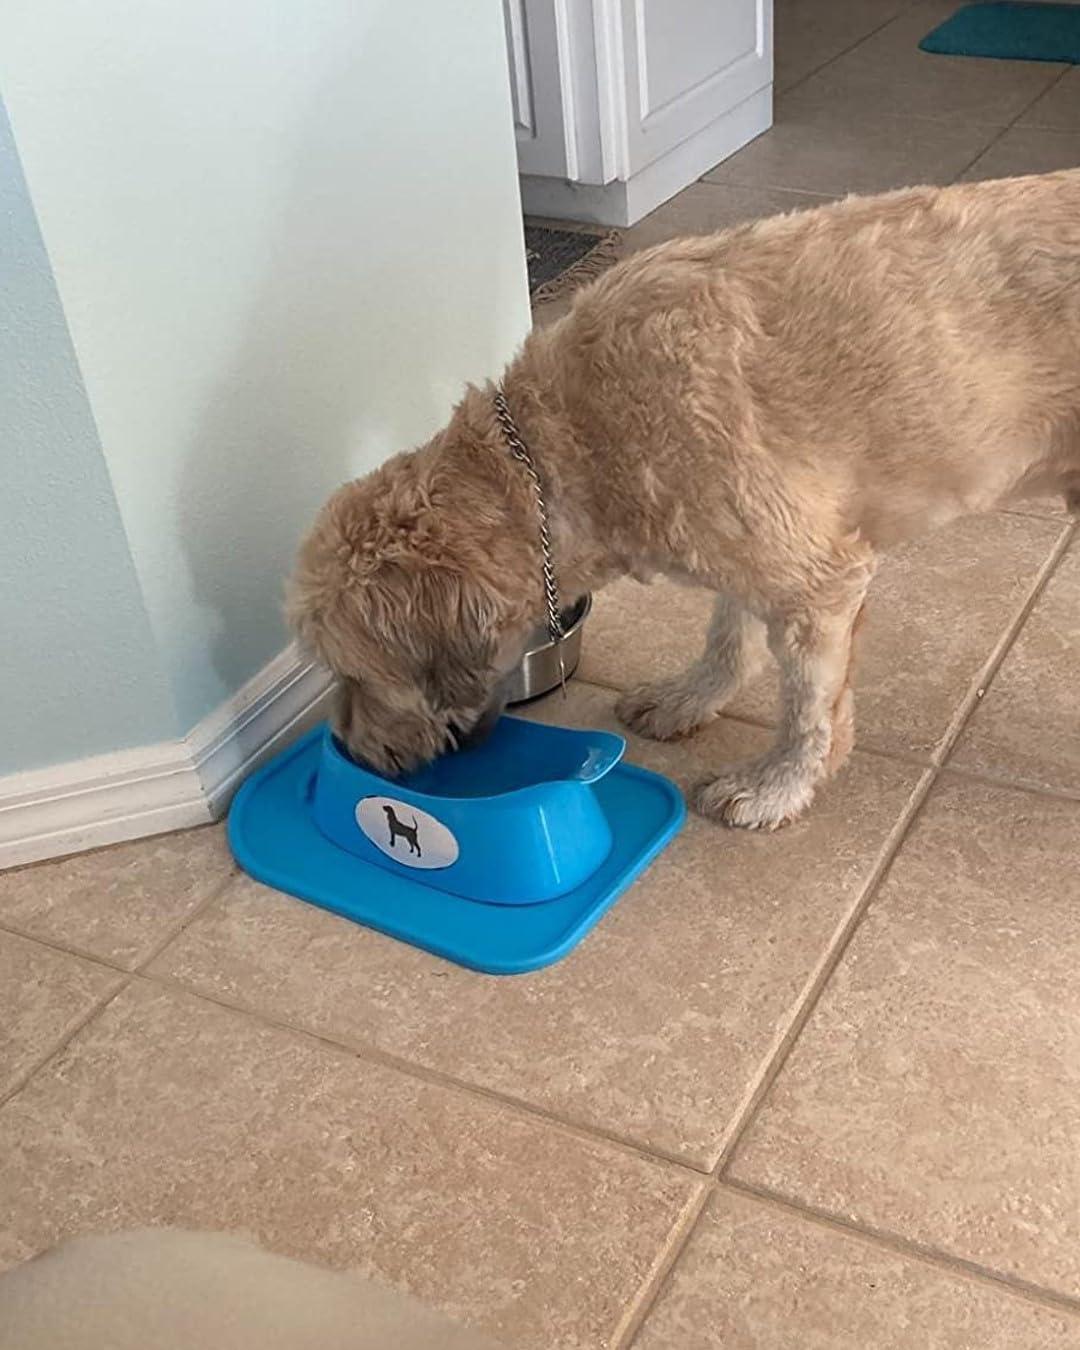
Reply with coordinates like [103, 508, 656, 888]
[0, 96, 177, 774]
[3, 0, 531, 733]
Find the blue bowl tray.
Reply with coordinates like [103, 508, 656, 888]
[228, 724, 685, 975]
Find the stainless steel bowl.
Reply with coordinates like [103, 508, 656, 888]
[505, 594, 592, 705]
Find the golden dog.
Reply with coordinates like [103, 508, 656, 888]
[289, 170, 1080, 829]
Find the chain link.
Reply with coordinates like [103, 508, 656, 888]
[492, 386, 565, 649]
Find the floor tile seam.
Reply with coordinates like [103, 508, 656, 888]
[776, 4, 922, 100]
[691, 178, 835, 201]
[1014, 61, 1073, 115]
[937, 761, 1080, 806]
[720, 1176, 1080, 1320]
[613, 1184, 713, 1350]
[1021, 117, 1080, 133]
[0, 917, 132, 977]
[1003, 506, 1072, 521]
[710, 766, 938, 1175]
[614, 1130, 1080, 1348]
[776, 89, 1019, 133]
[132, 864, 242, 975]
[778, 56, 1072, 135]
[0, 975, 132, 1113]
[948, 66, 1076, 181]
[132, 970, 713, 1181]
[575, 672, 775, 729]
[0, 863, 240, 979]
[933, 522, 1077, 769]
[576, 675, 945, 772]
[710, 112, 1007, 197]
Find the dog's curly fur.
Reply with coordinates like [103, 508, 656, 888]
[289, 170, 1080, 827]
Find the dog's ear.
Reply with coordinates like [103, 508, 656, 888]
[406, 564, 501, 713]
[287, 469, 533, 719]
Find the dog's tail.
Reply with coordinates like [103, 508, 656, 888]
[411, 816, 418, 831]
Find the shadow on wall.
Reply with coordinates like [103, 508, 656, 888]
[178, 3, 528, 709]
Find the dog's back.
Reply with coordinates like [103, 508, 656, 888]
[556, 170, 1080, 554]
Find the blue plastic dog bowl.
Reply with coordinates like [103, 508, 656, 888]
[228, 717, 685, 974]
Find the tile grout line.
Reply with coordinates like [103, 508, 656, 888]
[620, 1168, 1080, 1350]
[0, 858, 242, 980]
[132, 866, 242, 975]
[0, 865, 241, 1115]
[617, 1135, 1080, 1350]
[615, 764, 939, 1346]
[0, 977, 132, 1113]
[947, 64, 1074, 183]
[931, 521, 1076, 768]
[1002, 505, 1073, 521]
[721, 1176, 1080, 1321]
[132, 969, 709, 1181]
[618, 1215, 710, 1349]
[611, 1184, 713, 1350]
[693, 179, 835, 202]
[777, 3, 921, 102]
[776, 57, 1073, 137]
[576, 673, 939, 770]
[0, 917, 131, 977]
[711, 770, 938, 1178]
[937, 759, 1080, 805]
[563, 672, 773, 723]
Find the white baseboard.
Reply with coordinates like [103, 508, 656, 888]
[187, 643, 334, 816]
[0, 742, 211, 872]
[519, 85, 773, 227]
[0, 644, 334, 871]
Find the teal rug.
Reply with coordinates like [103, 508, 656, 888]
[920, 2, 1080, 62]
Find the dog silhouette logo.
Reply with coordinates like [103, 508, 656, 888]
[383, 804, 421, 857]
[355, 797, 459, 870]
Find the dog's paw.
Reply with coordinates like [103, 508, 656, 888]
[692, 765, 816, 831]
[616, 679, 713, 742]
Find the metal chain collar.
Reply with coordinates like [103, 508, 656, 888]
[492, 386, 565, 652]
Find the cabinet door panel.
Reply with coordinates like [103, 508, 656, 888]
[621, 0, 772, 173]
[503, 0, 577, 179]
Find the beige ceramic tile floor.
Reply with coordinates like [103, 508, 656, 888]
[3, 3, 1080, 1346]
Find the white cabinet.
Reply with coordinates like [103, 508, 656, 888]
[504, 0, 773, 227]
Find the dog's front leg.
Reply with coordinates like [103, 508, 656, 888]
[617, 594, 766, 742]
[694, 569, 870, 830]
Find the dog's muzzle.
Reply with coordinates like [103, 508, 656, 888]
[451, 677, 512, 753]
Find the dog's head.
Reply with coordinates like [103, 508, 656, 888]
[288, 427, 536, 777]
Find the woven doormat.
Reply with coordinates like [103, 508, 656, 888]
[525, 225, 621, 303]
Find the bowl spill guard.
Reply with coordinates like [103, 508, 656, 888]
[229, 715, 685, 975]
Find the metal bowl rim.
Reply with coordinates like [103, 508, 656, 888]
[520, 593, 592, 659]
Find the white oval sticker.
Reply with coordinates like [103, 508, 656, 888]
[355, 796, 460, 871]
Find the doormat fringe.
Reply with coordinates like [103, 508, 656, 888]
[526, 228, 622, 305]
